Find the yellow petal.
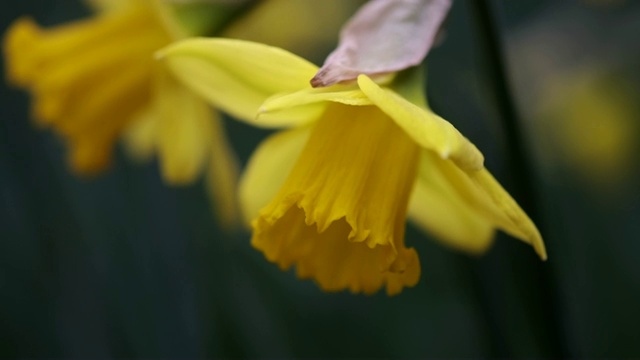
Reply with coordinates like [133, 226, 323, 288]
[416, 150, 547, 259]
[68, 137, 113, 176]
[357, 74, 484, 171]
[258, 84, 372, 124]
[121, 105, 158, 162]
[263, 87, 372, 110]
[239, 126, 311, 226]
[252, 104, 421, 295]
[408, 151, 495, 254]
[155, 69, 213, 185]
[205, 110, 241, 229]
[51, 60, 153, 137]
[469, 170, 547, 260]
[157, 38, 319, 126]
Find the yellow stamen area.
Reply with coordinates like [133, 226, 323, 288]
[3, 3, 172, 174]
[252, 103, 421, 295]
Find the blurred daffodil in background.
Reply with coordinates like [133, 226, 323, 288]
[536, 70, 638, 193]
[4, 0, 173, 174]
[159, 38, 547, 295]
[3, 0, 242, 225]
[506, 3, 640, 200]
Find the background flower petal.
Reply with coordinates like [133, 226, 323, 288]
[155, 69, 213, 185]
[205, 109, 241, 229]
[238, 126, 310, 225]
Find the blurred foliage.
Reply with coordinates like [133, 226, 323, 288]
[1, 0, 640, 357]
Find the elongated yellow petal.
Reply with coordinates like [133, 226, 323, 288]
[155, 69, 212, 184]
[123, 70, 240, 228]
[263, 88, 372, 111]
[416, 150, 547, 259]
[239, 126, 310, 225]
[258, 85, 373, 126]
[408, 151, 495, 254]
[469, 170, 547, 259]
[357, 74, 484, 171]
[122, 105, 158, 162]
[158, 38, 318, 126]
[205, 110, 241, 229]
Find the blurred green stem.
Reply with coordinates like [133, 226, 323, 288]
[469, 0, 570, 357]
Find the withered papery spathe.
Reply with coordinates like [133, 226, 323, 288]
[311, 0, 452, 87]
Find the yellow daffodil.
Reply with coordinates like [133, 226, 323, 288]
[4, 0, 169, 173]
[160, 39, 547, 295]
[3, 0, 241, 225]
[535, 70, 638, 193]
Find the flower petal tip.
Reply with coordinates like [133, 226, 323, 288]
[537, 245, 548, 261]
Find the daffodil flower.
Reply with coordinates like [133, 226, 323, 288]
[5, 0, 168, 173]
[3, 0, 245, 225]
[160, 38, 547, 295]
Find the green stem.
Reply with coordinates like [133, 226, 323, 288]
[469, 0, 570, 357]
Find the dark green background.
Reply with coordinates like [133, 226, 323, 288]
[2, 0, 639, 357]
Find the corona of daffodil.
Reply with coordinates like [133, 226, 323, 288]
[160, 39, 547, 295]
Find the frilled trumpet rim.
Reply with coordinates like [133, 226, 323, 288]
[251, 103, 421, 295]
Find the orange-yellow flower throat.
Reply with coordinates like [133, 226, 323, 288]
[4, 2, 172, 174]
[252, 103, 422, 295]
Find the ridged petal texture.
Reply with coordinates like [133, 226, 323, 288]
[252, 104, 421, 295]
[239, 126, 311, 226]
